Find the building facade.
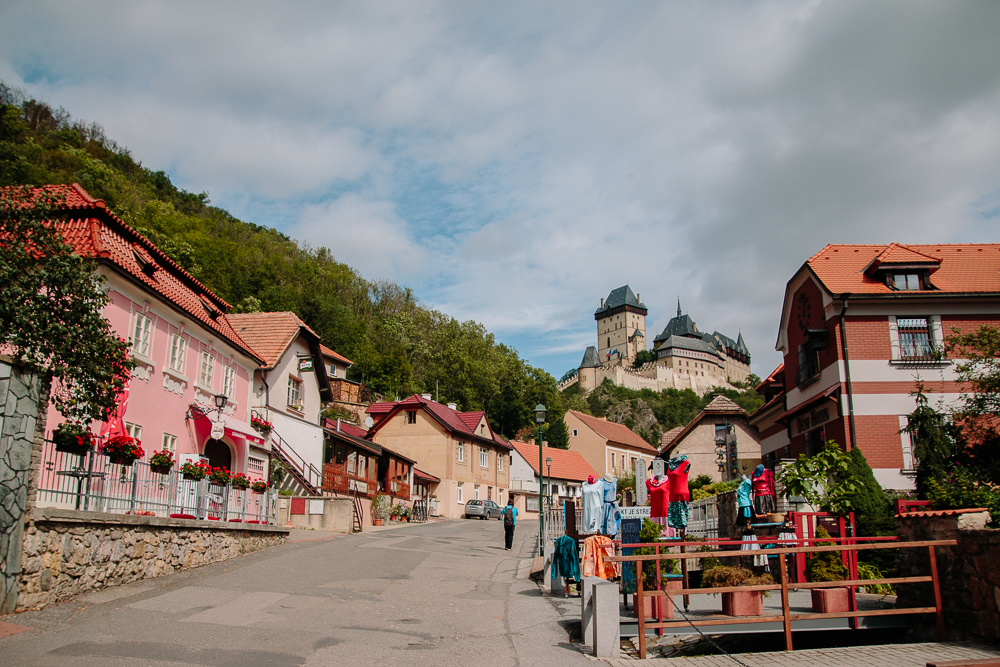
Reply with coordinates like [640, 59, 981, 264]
[509, 441, 598, 515]
[595, 285, 648, 365]
[766, 243, 1000, 489]
[651, 301, 752, 385]
[564, 410, 658, 479]
[658, 395, 762, 483]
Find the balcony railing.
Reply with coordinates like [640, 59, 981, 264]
[35, 440, 277, 523]
[323, 466, 376, 497]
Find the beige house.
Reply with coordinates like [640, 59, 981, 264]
[366, 395, 511, 518]
[659, 395, 762, 483]
[564, 410, 659, 479]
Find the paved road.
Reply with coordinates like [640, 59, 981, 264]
[1, 518, 592, 667]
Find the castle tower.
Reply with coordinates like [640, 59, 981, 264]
[578, 346, 602, 393]
[595, 285, 647, 365]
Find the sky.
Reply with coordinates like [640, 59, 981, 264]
[3, 1, 1000, 380]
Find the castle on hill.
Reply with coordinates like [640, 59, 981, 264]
[569, 285, 751, 396]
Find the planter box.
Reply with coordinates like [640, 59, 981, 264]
[722, 590, 764, 616]
[633, 581, 683, 619]
[811, 587, 850, 613]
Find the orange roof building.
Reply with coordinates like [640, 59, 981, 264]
[769, 242, 1000, 489]
[508, 441, 598, 515]
[564, 409, 658, 480]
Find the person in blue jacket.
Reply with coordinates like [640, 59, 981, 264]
[503, 498, 518, 551]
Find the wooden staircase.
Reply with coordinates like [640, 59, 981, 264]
[269, 430, 322, 497]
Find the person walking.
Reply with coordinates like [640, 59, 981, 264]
[503, 498, 518, 551]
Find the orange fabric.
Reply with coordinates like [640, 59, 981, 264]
[582, 535, 619, 580]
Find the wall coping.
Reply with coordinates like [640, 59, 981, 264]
[32, 507, 290, 535]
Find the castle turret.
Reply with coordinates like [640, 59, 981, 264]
[595, 285, 647, 365]
[578, 346, 602, 393]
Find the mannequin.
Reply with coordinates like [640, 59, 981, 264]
[646, 468, 670, 529]
[600, 473, 620, 536]
[736, 475, 753, 528]
[751, 464, 777, 517]
[580, 475, 603, 533]
[665, 455, 692, 530]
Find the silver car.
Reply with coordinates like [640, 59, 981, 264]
[464, 499, 503, 520]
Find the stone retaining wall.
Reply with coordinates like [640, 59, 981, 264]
[16, 508, 288, 611]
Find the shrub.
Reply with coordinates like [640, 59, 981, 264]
[925, 463, 1000, 525]
[807, 526, 847, 583]
[847, 448, 895, 537]
[632, 518, 678, 589]
[702, 566, 774, 596]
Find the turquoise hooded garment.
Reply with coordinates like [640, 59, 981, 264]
[736, 477, 753, 508]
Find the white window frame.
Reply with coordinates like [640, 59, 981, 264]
[221, 364, 237, 398]
[329, 364, 338, 378]
[474, 484, 480, 500]
[889, 315, 943, 361]
[457, 482, 464, 504]
[132, 311, 153, 357]
[572, 429, 578, 437]
[167, 333, 186, 373]
[199, 350, 215, 387]
[498, 454, 504, 472]
[480, 448, 488, 469]
[287, 376, 302, 409]
[458, 442, 465, 462]
[124, 422, 142, 442]
[162, 433, 177, 453]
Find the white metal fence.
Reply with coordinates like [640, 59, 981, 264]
[36, 440, 278, 524]
[686, 496, 719, 539]
[544, 504, 582, 542]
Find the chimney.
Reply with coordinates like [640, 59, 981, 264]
[637, 293, 640, 304]
[447, 402, 457, 410]
[600, 298, 604, 308]
[336, 417, 341, 432]
[421, 393, 432, 400]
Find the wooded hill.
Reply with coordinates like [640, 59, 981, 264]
[0, 82, 764, 441]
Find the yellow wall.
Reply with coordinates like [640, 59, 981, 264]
[667, 417, 762, 483]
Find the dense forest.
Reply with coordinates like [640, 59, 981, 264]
[0, 82, 765, 441]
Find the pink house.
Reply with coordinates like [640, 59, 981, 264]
[42, 184, 268, 478]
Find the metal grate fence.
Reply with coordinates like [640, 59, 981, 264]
[36, 440, 278, 523]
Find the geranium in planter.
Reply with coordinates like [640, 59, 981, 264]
[209, 466, 231, 486]
[180, 460, 210, 481]
[251, 480, 269, 494]
[230, 472, 250, 490]
[53, 422, 95, 456]
[100, 434, 145, 466]
[149, 449, 175, 474]
[703, 566, 774, 617]
[250, 413, 273, 436]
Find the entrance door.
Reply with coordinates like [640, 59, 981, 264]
[204, 438, 232, 471]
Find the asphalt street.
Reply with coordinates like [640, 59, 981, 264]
[1, 518, 593, 667]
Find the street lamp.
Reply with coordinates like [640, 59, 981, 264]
[535, 404, 547, 555]
[213, 393, 228, 412]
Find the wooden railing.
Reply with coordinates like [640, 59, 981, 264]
[323, 468, 375, 497]
[387, 480, 410, 500]
[610, 538, 956, 658]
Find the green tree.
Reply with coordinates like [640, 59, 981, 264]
[902, 384, 958, 496]
[846, 448, 895, 537]
[545, 417, 570, 449]
[778, 440, 860, 516]
[0, 186, 133, 425]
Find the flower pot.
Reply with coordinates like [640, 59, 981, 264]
[373, 518, 383, 526]
[722, 590, 764, 616]
[632, 581, 682, 620]
[109, 454, 135, 466]
[811, 587, 850, 613]
[183, 473, 201, 481]
[150, 464, 171, 475]
[55, 441, 91, 456]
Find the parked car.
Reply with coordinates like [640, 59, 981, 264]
[464, 499, 503, 520]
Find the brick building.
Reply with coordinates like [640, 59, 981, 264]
[761, 243, 1000, 489]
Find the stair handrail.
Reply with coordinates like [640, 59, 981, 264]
[269, 429, 323, 490]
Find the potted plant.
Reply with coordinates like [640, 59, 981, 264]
[388, 504, 400, 522]
[251, 480, 269, 494]
[230, 472, 251, 490]
[400, 505, 410, 522]
[100, 434, 145, 466]
[703, 566, 774, 616]
[149, 449, 175, 474]
[371, 492, 388, 526]
[209, 466, 231, 486]
[180, 460, 210, 481]
[53, 422, 95, 456]
[631, 519, 681, 619]
[807, 525, 851, 613]
[250, 413, 273, 436]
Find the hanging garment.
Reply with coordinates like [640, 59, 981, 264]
[648, 516, 678, 538]
[580, 479, 604, 533]
[582, 535, 619, 580]
[751, 466, 776, 497]
[552, 535, 581, 583]
[667, 500, 689, 530]
[601, 477, 621, 536]
[667, 456, 691, 501]
[647, 476, 670, 518]
[736, 477, 753, 509]
[740, 531, 768, 567]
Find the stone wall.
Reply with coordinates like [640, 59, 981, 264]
[16, 508, 288, 611]
[895, 509, 994, 641]
[0, 357, 44, 614]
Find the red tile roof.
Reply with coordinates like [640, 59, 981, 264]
[661, 427, 684, 449]
[755, 363, 784, 392]
[807, 243, 1000, 295]
[367, 402, 396, 414]
[226, 312, 317, 369]
[458, 411, 485, 432]
[367, 395, 511, 449]
[511, 441, 598, 482]
[568, 410, 658, 453]
[32, 184, 262, 363]
[337, 422, 368, 438]
[414, 468, 441, 483]
[895, 507, 988, 518]
[319, 343, 353, 367]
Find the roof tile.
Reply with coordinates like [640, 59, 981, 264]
[568, 410, 658, 453]
[511, 441, 598, 482]
[226, 312, 311, 369]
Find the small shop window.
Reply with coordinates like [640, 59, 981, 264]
[347, 451, 357, 474]
[357, 454, 366, 480]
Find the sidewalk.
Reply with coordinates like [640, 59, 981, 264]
[605, 642, 1000, 666]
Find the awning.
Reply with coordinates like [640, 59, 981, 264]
[776, 385, 840, 423]
[413, 468, 440, 483]
[189, 403, 266, 446]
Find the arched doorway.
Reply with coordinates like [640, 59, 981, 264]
[204, 438, 232, 471]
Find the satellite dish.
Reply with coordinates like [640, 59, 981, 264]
[364, 416, 374, 428]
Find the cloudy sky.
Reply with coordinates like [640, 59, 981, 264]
[3, 1, 1000, 379]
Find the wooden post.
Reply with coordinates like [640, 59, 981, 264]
[928, 545, 946, 641]
[655, 544, 662, 635]
[636, 560, 646, 659]
[779, 552, 793, 651]
[681, 528, 689, 611]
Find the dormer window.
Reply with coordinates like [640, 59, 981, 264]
[889, 273, 922, 291]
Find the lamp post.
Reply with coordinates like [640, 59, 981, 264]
[534, 404, 547, 556]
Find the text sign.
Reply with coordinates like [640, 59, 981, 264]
[621, 518, 641, 546]
[619, 506, 651, 520]
[635, 460, 648, 506]
[652, 458, 665, 477]
[298, 358, 314, 372]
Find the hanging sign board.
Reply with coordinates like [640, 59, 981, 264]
[635, 459, 648, 506]
[298, 358, 314, 372]
[621, 518, 642, 546]
[652, 458, 665, 478]
[211, 420, 225, 440]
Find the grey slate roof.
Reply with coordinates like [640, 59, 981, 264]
[595, 285, 647, 316]
[653, 312, 699, 343]
[579, 346, 602, 369]
[653, 334, 724, 359]
[736, 332, 749, 355]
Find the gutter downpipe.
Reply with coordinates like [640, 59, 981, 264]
[838, 295, 858, 452]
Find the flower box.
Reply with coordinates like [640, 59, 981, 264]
[811, 587, 851, 613]
[149, 449, 175, 475]
[150, 464, 172, 475]
[100, 434, 145, 466]
[633, 580, 682, 620]
[53, 424, 95, 456]
[722, 590, 764, 616]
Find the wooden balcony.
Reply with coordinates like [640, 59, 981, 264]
[386, 480, 410, 500]
[323, 464, 375, 497]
